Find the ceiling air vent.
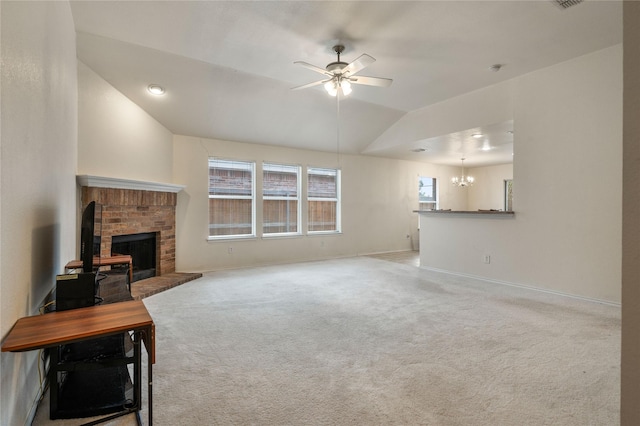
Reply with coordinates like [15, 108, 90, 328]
[554, 0, 583, 9]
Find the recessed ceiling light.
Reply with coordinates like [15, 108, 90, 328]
[472, 133, 483, 138]
[147, 84, 165, 95]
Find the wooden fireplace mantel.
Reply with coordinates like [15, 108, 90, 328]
[77, 175, 185, 193]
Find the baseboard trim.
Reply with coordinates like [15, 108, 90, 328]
[25, 375, 47, 426]
[420, 266, 621, 307]
[360, 249, 417, 256]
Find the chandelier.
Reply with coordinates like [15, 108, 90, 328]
[451, 158, 475, 187]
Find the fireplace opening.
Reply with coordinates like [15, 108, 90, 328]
[111, 232, 157, 282]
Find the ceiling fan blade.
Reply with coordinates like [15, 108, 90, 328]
[294, 61, 332, 76]
[349, 75, 393, 87]
[343, 54, 375, 76]
[291, 79, 329, 91]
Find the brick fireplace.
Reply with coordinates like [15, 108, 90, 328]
[79, 175, 184, 276]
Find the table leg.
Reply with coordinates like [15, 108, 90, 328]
[134, 332, 142, 414]
[148, 352, 153, 425]
[142, 326, 153, 426]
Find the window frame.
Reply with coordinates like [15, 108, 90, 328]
[418, 176, 438, 211]
[207, 158, 256, 240]
[307, 167, 342, 234]
[504, 179, 513, 212]
[262, 162, 302, 237]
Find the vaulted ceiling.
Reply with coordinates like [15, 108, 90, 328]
[69, 1, 622, 166]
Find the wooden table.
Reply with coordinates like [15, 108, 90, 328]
[1, 300, 155, 425]
[65, 255, 134, 284]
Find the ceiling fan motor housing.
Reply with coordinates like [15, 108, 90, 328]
[326, 61, 348, 73]
[327, 44, 347, 73]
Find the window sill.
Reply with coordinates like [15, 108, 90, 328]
[262, 233, 303, 240]
[414, 210, 514, 216]
[207, 234, 257, 242]
[307, 230, 342, 236]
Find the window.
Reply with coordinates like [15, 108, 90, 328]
[263, 163, 301, 235]
[307, 167, 341, 233]
[504, 179, 513, 211]
[208, 159, 255, 238]
[419, 176, 437, 210]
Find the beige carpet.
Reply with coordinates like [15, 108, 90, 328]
[33, 256, 620, 425]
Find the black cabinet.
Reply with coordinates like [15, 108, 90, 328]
[50, 273, 142, 423]
[49, 333, 143, 420]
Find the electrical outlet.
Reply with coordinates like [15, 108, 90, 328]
[483, 254, 491, 264]
[228, 247, 233, 254]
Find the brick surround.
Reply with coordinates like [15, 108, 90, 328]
[82, 187, 177, 275]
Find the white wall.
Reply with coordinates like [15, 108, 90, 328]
[0, 2, 78, 424]
[466, 164, 513, 211]
[434, 170, 470, 212]
[621, 3, 640, 423]
[420, 45, 622, 303]
[0, 2, 627, 423]
[173, 135, 466, 272]
[77, 61, 173, 183]
[365, 80, 515, 156]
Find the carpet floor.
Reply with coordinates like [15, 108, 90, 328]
[32, 256, 620, 425]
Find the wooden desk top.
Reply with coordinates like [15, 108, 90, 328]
[65, 255, 133, 270]
[1, 300, 154, 363]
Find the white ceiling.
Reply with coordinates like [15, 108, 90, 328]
[69, 0, 622, 166]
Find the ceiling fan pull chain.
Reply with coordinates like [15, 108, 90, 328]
[336, 90, 341, 167]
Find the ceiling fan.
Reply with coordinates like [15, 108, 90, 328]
[292, 45, 392, 96]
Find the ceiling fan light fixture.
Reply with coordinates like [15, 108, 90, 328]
[340, 79, 352, 96]
[293, 44, 392, 96]
[324, 77, 352, 97]
[324, 80, 338, 97]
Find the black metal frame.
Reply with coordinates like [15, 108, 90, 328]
[48, 330, 150, 426]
